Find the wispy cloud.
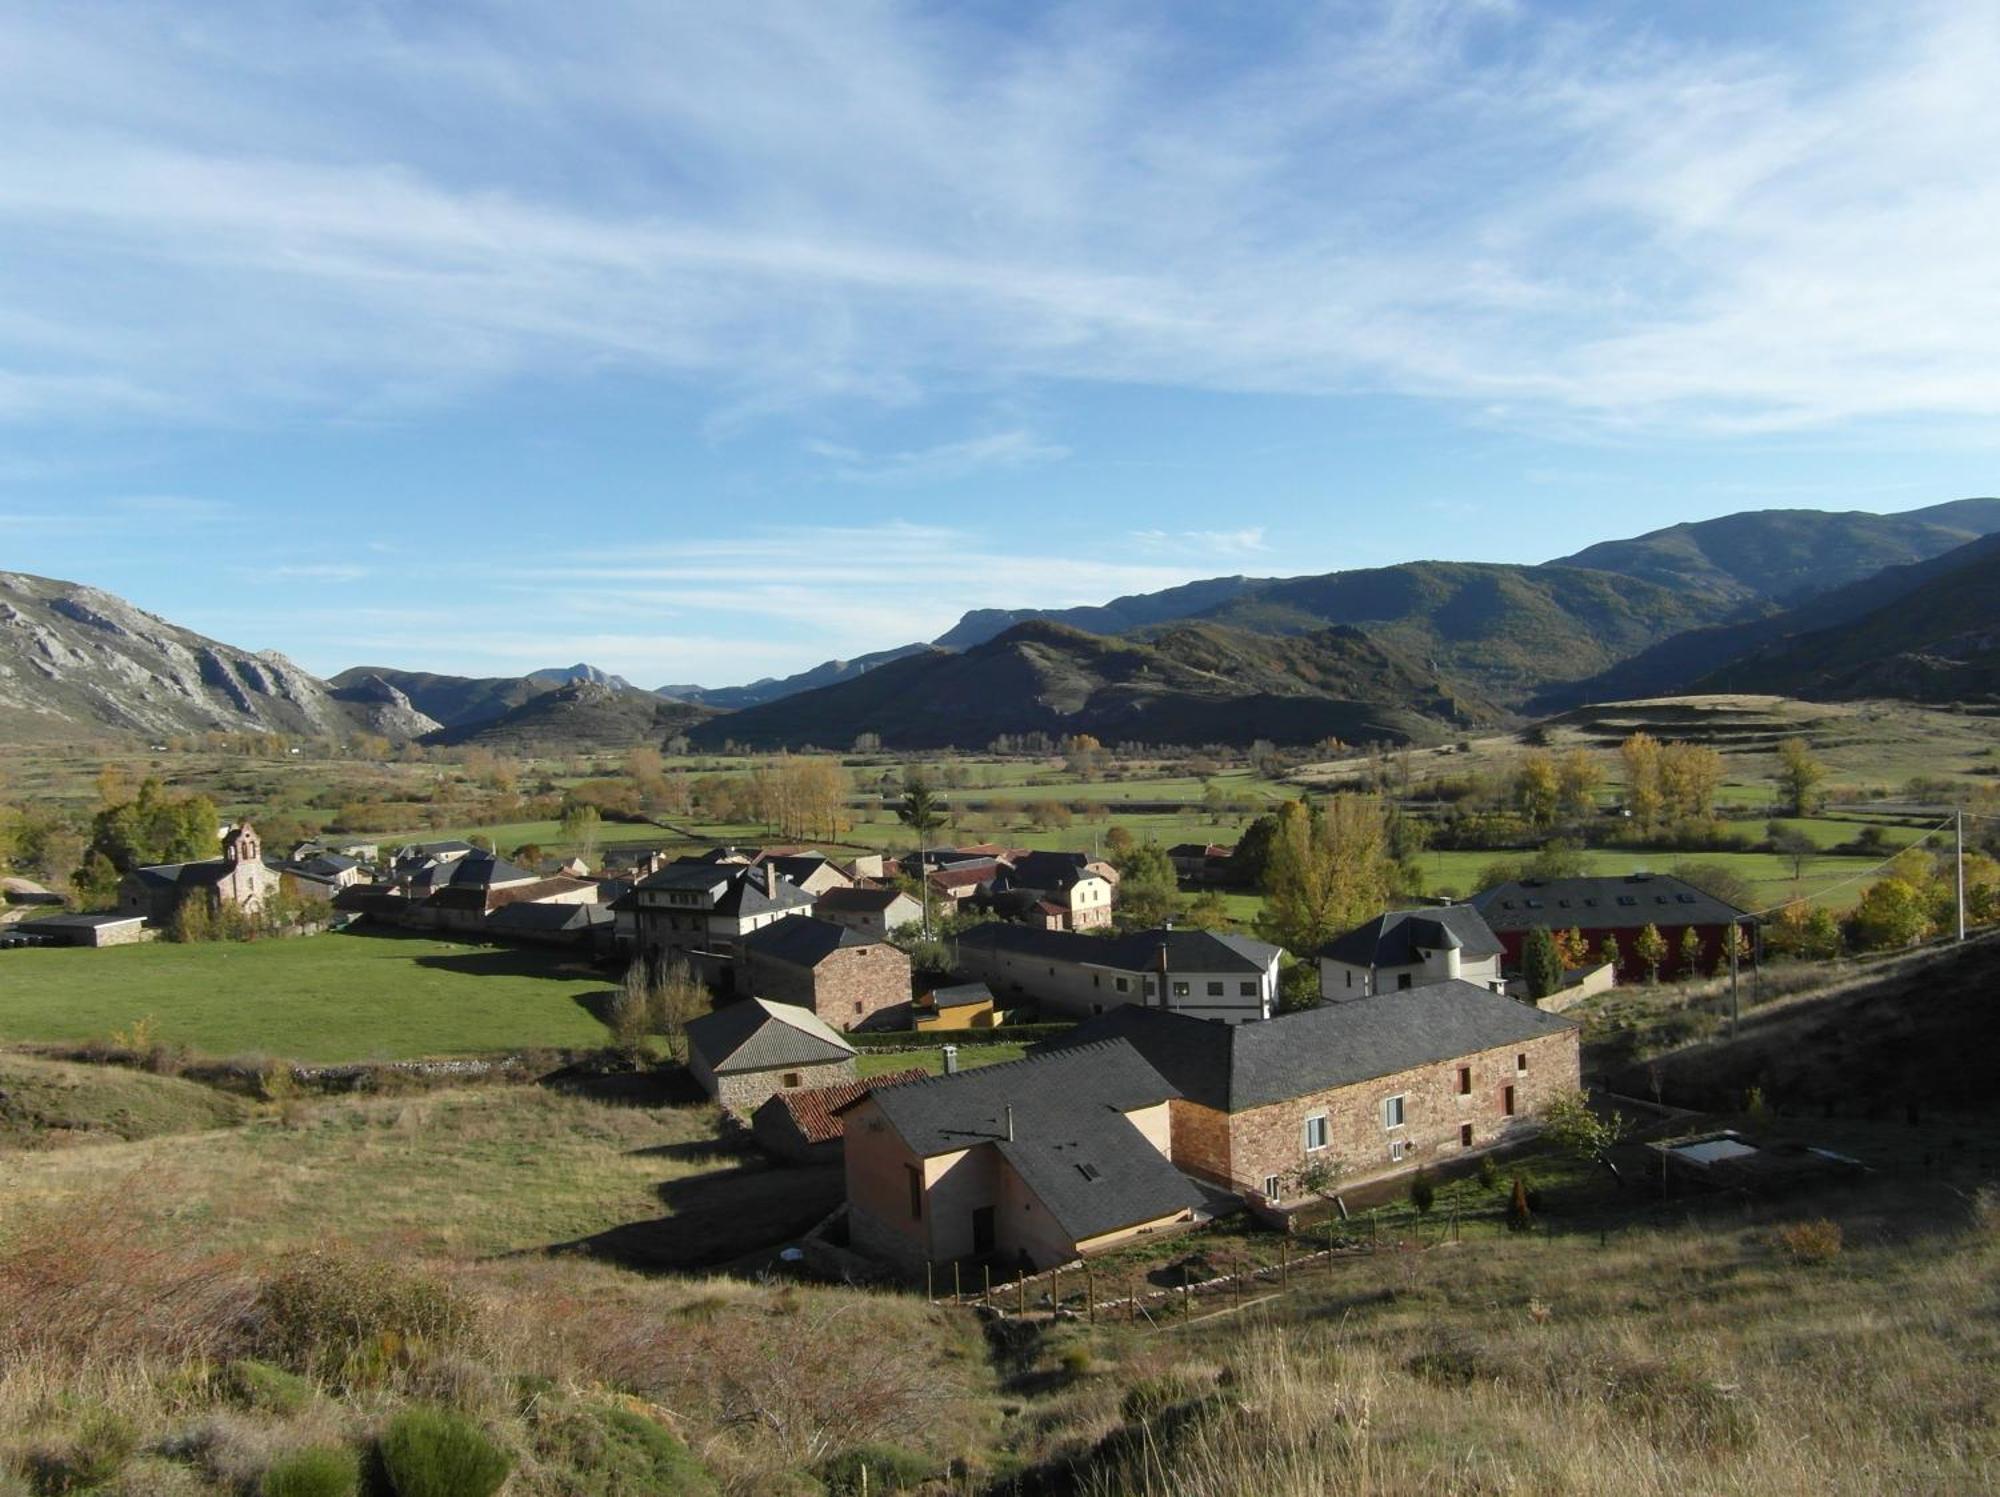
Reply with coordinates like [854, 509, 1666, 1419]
[0, 3, 1990, 436]
[808, 429, 1068, 484]
[1132, 527, 1271, 560]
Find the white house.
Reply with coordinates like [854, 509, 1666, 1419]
[1318, 906, 1506, 1001]
[955, 924, 1281, 1024]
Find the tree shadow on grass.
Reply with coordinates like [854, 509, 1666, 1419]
[409, 947, 602, 983]
[544, 1163, 845, 1274]
[539, 1062, 708, 1108]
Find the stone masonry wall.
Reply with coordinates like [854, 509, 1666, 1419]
[713, 1058, 857, 1118]
[1216, 1027, 1580, 1196]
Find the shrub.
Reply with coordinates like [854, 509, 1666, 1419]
[256, 1253, 481, 1388]
[23, 1409, 137, 1495]
[816, 1443, 937, 1495]
[1120, 1371, 1213, 1422]
[1507, 1175, 1533, 1232]
[1059, 1345, 1094, 1377]
[524, 1407, 716, 1497]
[223, 1358, 312, 1416]
[1774, 1219, 1843, 1266]
[262, 1446, 361, 1497]
[376, 1408, 511, 1497]
[1408, 1167, 1436, 1215]
[1477, 1153, 1500, 1190]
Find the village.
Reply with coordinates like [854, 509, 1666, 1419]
[3, 783, 1783, 1288]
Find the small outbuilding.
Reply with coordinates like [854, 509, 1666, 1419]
[684, 997, 859, 1116]
[751, 1068, 929, 1164]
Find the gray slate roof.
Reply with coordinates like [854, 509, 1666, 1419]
[816, 885, 916, 913]
[741, 914, 871, 967]
[19, 912, 147, 929]
[1319, 906, 1505, 967]
[685, 997, 856, 1074]
[1048, 983, 1574, 1112]
[486, 901, 612, 935]
[852, 1040, 1200, 1242]
[1470, 874, 1749, 933]
[131, 858, 242, 890]
[636, 862, 815, 917]
[957, 923, 1280, 975]
[926, 982, 994, 1009]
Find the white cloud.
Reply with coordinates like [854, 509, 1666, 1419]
[0, 3, 1990, 436]
[807, 429, 1068, 484]
[1131, 527, 1270, 560]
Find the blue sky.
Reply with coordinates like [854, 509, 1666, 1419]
[1, 0, 1995, 687]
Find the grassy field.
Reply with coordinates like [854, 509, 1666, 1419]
[0, 1051, 248, 1148]
[0, 932, 618, 1061]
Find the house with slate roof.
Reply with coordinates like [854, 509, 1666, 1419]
[956, 923, 1281, 1023]
[1318, 905, 1507, 1000]
[839, 1042, 1203, 1274]
[630, 861, 817, 966]
[751, 1068, 928, 1164]
[119, 823, 281, 927]
[1469, 873, 1753, 985]
[751, 851, 854, 898]
[1049, 982, 1579, 1202]
[683, 997, 858, 1115]
[980, 850, 1115, 931]
[816, 884, 924, 941]
[740, 914, 913, 1030]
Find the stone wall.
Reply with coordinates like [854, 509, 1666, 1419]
[749, 943, 912, 1031]
[712, 1057, 857, 1117]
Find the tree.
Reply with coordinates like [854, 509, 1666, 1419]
[1103, 825, 1136, 861]
[1225, 813, 1281, 888]
[1620, 732, 1663, 832]
[1657, 742, 1726, 824]
[1521, 927, 1564, 1002]
[1677, 925, 1706, 977]
[1774, 737, 1827, 817]
[559, 803, 601, 863]
[898, 775, 949, 935]
[1555, 748, 1603, 821]
[1768, 823, 1817, 884]
[1848, 876, 1932, 950]
[1667, 859, 1758, 915]
[1594, 933, 1622, 971]
[1541, 1087, 1628, 1170]
[1512, 751, 1561, 830]
[1633, 922, 1667, 983]
[69, 850, 121, 910]
[1555, 926, 1590, 969]
[639, 957, 709, 1063]
[1114, 842, 1182, 927]
[1184, 890, 1231, 930]
[1258, 796, 1393, 956]
[1062, 734, 1104, 781]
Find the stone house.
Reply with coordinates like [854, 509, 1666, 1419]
[13, 911, 153, 947]
[1052, 983, 1579, 1201]
[1318, 905, 1507, 1000]
[739, 914, 913, 1031]
[683, 997, 858, 1116]
[983, 851, 1116, 931]
[754, 852, 855, 898]
[956, 923, 1281, 1023]
[815, 885, 924, 940]
[750, 1068, 928, 1164]
[1469, 874, 1753, 984]
[120, 823, 281, 927]
[841, 1042, 1203, 1275]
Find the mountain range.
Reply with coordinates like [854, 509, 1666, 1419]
[2, 499, 1995, 750]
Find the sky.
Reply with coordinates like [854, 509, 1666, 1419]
[1, 0, 1996, 688]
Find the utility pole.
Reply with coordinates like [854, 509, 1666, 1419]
[1956, 806, 1967, 944]
[1728, 917, 1740, 1039]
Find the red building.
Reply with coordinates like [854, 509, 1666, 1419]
[1469, 873, 1754, 984]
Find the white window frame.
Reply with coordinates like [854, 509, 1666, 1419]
[1262, 1173, 1282, 1203]
[1302, 1112, 1330, 1152]
[1381, 1094, 1407, 1132]
[1389, 1139, 1408, 1163]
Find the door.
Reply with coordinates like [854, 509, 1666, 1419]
[971, 1205, 996, 1256]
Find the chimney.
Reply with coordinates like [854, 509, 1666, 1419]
[763, 863, 778, 898]
[942, 1043, 959, 1076]
[1004, 1103, 1014, 1142]
[1156, 921, 1173, 1007]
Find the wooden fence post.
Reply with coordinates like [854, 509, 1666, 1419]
[984, 1264, 991, 1307]
[926, 1261, 933, 1302]
[953, 1262, 961, 1301]
[1086, 1262, 1095, 1324]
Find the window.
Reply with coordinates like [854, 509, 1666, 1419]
[783, 1072, 802, 1089]
[1389, 1139, 1407, 1163]
[1092, 974, 1100, 988]
[1303, 1113, 1329, 1151]
[1171, 981, 1190, 998]
[1503, 1085, 1517, 1116]
[1263, 1174, 1282, 1203]
[1240, 981, 1257, 997]
[1115, 976, 1130, 993]
[1457, 1066, 1472, 1096]
[1382, 1095, 1406, 1131]
[905, 1164, 923, 1221]
[1207, 980, 1225, 997]
[1516, 1052, 1528, 1074]
[1460, 1123, 1474, 1148]
[1345, 969, 1353, 989]
[1397, 973, 1413, 991]
[854, 1002, 863, 1016]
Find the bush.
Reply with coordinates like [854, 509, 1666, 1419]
[256, 1253, 481, 1388]
[1120, 1371, 1213, 1422]
[1059, 1344, 1094, 1377]
[23, 1409, 137, 1495]
[1408, 1167, 1436, 1215]
[262, 1446, 361, 1497]
[376, 1408, 511, 1497]
[1774, 1218, 1843, 1266]
[223, 1358, 312, 1416]
[1477, 1153, 1500, 1190]
[1507, 1175, 1533, 1232]
[816, 1443, 937, 1494]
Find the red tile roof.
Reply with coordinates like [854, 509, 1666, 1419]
[771, 1068, 928, 1145]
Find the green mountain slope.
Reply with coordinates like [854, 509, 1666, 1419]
[1687, 535, 2000, 702]
[688, 619, 1499, 750]
[328, 666, 558, 731]
[1549, 497, 2000, 607]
